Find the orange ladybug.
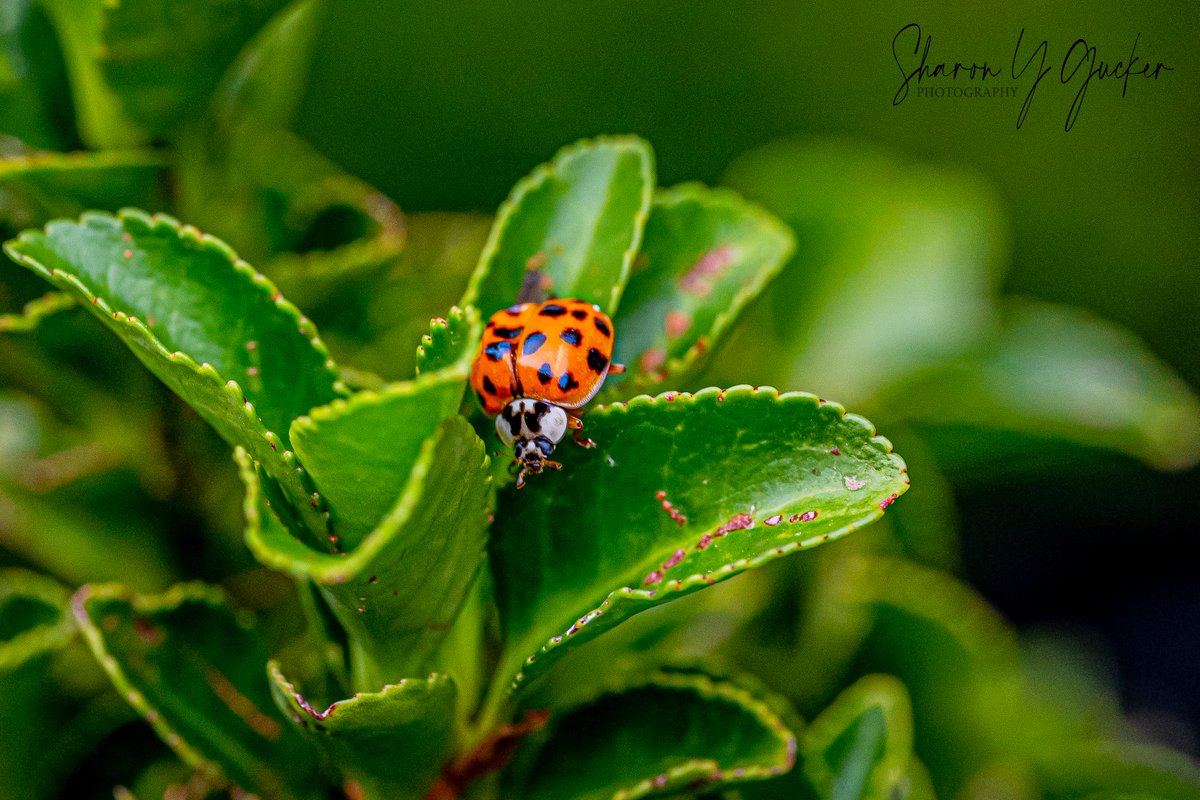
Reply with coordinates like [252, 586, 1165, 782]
[471, 298, 625, 488]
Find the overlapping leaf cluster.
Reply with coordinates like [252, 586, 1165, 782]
[3, 3, 1200, 800]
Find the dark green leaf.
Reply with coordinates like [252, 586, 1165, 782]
[488, 386, 908, 702]
[891, 299, 1200, 472]
[802, 675, 913, 800]
[38, 0, 145, 147]
[72, 582, 317, 799]
[243, 416, 491, 689]
[0, 0, 74, 150]
[612, 184, 793, 392]
[506, 671, 797, 800]
[0, 291, 74, 332]
[461, 135, 654, 317]
[211, 0, 324, 131]
[1038, 741, 1200, 800]
[718, 138, 1005, 405]
[1, 150, 167, 231]
[268, 660, 456, 800]
[0, 569, 77, 800]
[4, 208, 344, 542]
[98, 0, 291, 134]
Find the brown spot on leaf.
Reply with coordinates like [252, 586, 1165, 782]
[679, 245, 735, 297]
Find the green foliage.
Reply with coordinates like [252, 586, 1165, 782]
[3, 8, 1200, 799]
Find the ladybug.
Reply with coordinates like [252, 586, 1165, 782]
[471, 298, 625, 488]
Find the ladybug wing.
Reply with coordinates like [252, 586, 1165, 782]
[471, 303, 534, 415]
[514, 300, 615, 409]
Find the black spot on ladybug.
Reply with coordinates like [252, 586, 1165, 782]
[537, 363, 553, 384]
[493, 326, 522, 339]
[482, 375, 498, 395]
[571, 309, 588, 320]
[560, 328, 582, 346]
[523, 403, 546, 433]
[523, 331, 547, 355]
[559, 372, 580, 392]
[484, 341, 512, 361]
[503, 407, 522, 437]
[539, 304, 567, 317]
[587, 348, 609, 373]
[593, 317, 611, 337]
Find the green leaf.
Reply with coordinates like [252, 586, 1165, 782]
[0, 0, 74, 150]
[289, 374, 471, 545]
[1, 150, 167, 229]
[892, 299, 1200, 472]
[211, 0, 324, 131]
[0, 290, 74, 332]
[4, 208, 343, 542]
[0, 569, 78, 800]
[242, 416, 491, 689]
[506, 671, 797, 800]
[38, 0, 145, 148]
[268, 660, 457, 800]
[71, 582, 316, 799]
[0, 567, 74, 670]
[98, 0, 291, 135]
[718, 138, 1006, 405]
[612, 184, 794, 392]
[416, 305, 482, 377]
[1038, 741, 1200, 800]
[802, 675, 914, 800]
[488, 386, 908, 701]
[461, 135, 654, 316]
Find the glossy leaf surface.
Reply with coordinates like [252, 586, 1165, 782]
[72, 583, 315, 799]
[490, 386, 908, 693]
[462, 136, 653, 317]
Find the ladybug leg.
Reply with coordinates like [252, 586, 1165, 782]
[608, 363, 627, 375]
[567, 413, 596, 449]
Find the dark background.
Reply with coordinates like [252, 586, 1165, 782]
[292, 2, 1200, 751]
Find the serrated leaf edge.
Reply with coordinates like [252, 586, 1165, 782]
[70, 581, 246, 785]
[508, 385, 908, 691]
[267, 658, 454, 725]
[0, 291, 76, 333]
[415, 304, 482, 377]
[4, 209, 343, 538]
[622, 182, 796, 392]
[244, 416, 491, 583]
[536, 671, 797, 800]
[462, 135, 655, 315]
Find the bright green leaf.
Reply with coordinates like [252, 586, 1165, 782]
[462, 135, 654, 317]
[802, 675, 914, 800]
[290, 373, 471, 545]
[506, 671, 797, 800]
[98, 0, 291, 135]
[612, 183, 794, 392]
[268, 660, 457, 800]
[718, 138, 1005, 405]
[416, 305, 481, 377]
[72, 582, 317, 799]
[243, 416, 491, 689]
[4, 208, 344, 542]
[892, 299, 1200, 472]
[489, 386, 908, 701]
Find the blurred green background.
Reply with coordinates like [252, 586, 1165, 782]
[291, 0, 1200, 750]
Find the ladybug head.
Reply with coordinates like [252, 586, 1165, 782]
[496, 399, 568, 488]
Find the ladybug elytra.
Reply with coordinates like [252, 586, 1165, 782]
[470, 298, 624, 488]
